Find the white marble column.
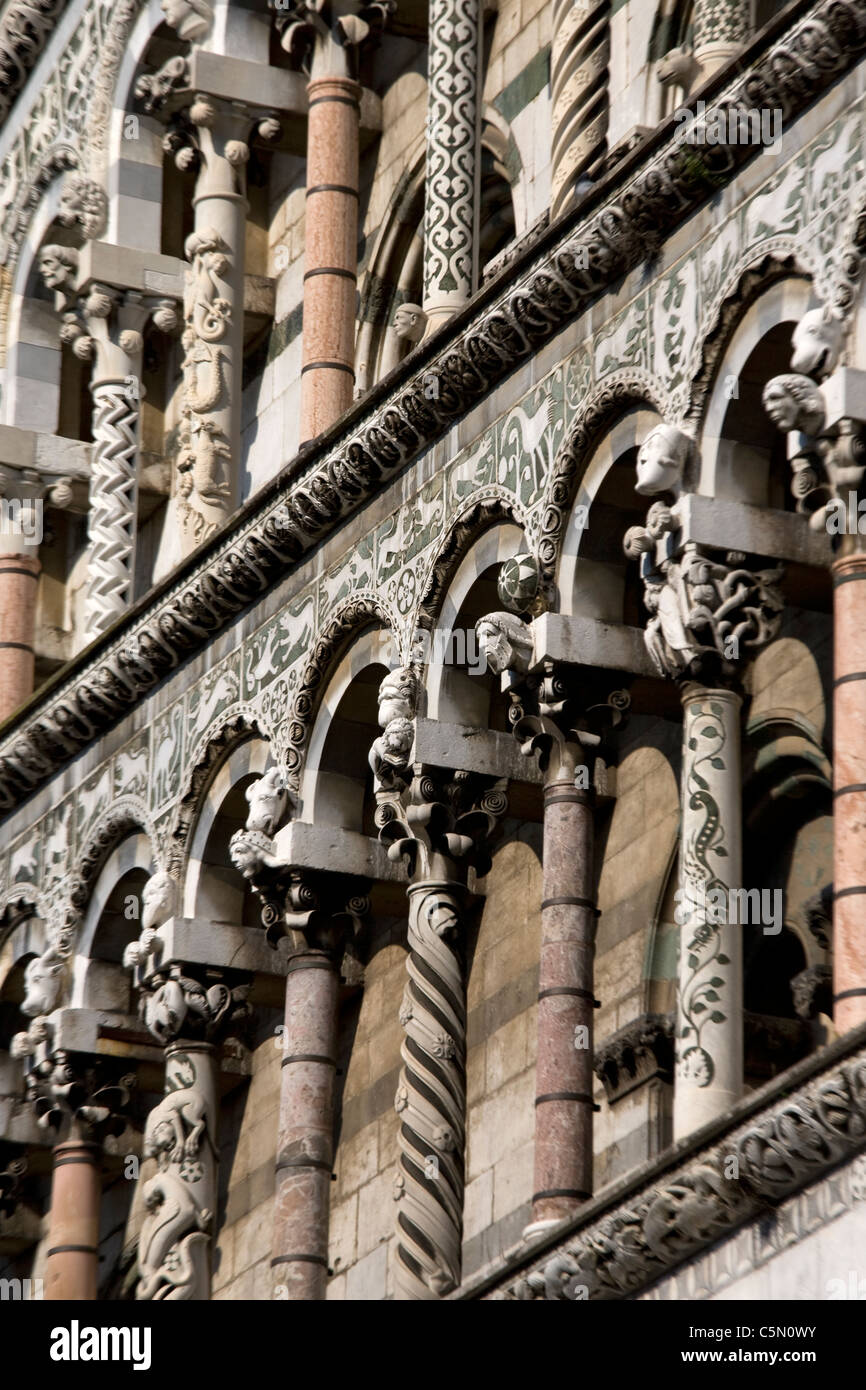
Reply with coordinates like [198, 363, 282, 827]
[676, 684, 743, 1139]
[422, 0, 481, 333]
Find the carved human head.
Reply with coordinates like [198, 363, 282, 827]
[762, 374, 827, 436]
[790, 305, 844, 379]
[377, 666, 418, 726]
[475, 612, 533, 677]
[635, 424, 692, 496]
[229, 828, 273, 880]
[393, 303, 428, 344]
[38, 244, 78, 291]
[141, 870, 177, 932]
[160, 0, 213, 40]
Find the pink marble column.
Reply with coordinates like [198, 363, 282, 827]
[530, 750, 597, 1233]
[44, 1140, 101, 1301]
[271, 949, 340, 1299]
[300, 75, 360, 442]
[832, 549, 866, 1033]
[0, 552, 40, 721]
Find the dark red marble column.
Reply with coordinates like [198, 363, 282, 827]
[530, 751, 597, 1232]
[832, 549, 866, 1033]
[271, 950, 340, 1299]
[44, 1140, 101, 1300]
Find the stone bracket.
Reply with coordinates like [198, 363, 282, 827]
[271, 821, 406, 882]
[672, 493, 832, 567]
[144, 916, 291, 980]
[530, 613, 657, 679]
[412, 717, 545, 785]
[75, 242, 185, 301]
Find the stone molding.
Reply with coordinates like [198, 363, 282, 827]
[472, 1027, 866, 1299]
[0, 0, 863, 818]
[0, 0, 68, 127]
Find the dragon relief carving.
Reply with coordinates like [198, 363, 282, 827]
[137, 1050, 212, 1301]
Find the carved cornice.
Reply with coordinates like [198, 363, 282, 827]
[477, 1029, 866, 1300]
[0, 0, 863, 818]
[0, 0, 67, 128]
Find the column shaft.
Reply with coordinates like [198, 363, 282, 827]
[272, 952, 340, 1299]
[692, 0, 750, 75]
[422, 0, 480, 331]
[0, 552, 40, 719]
[86, 376, 140, 641]
[832, 552, 866, 1032]
[178, 112, 248, 548]
[300, 76, 360, 442]
[531, 775, 596, 1229]
[44, 1140, 101, 1301]
[394, 877, 467, 1300]
[674, 686, 743, 1140]
[550, 0, 610, 220]
[136, 1040, 217, 1301]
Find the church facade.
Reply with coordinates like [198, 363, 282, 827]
[0, 0, 865, 1302]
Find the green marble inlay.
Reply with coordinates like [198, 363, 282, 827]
[493, 46, 550, 125]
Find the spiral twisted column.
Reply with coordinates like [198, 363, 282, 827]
[422, 0, 481, 333]
[394, 873, 468, 1298]
[87, 379, 140, 641]
[550, 0, 610, 221]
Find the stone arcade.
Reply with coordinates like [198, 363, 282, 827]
[0, 0, 865, 1304]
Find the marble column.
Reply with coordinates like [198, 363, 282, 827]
[10, 1036, 132, 1301]
[371, 667, 505, 1299]
[0, 465, 44, 719]
[178, 97, 250, 548]
[422, 0, 481, 333]
[38, 247, 175, 639]
[763, 357, 866, 1034]
[623, 424, 784, 1142]
[692, 0, 751, 78]
[44, 1139, 102, 1301]
[550, 0, 610, 220]
[83, 295, 148, 642]
[475, 607, 627, 1231]
[126, 943, 249, 1301]
[675, 684, 743, 1138]
[272, 945, 340, 1300]
[832, 544, 866, 1033]
[532, 745, 597, 1228]
[136, 1036, 218, 1302]
[300, 73, 361, 441]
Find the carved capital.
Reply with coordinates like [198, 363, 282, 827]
[595, 1013, 675, 1102]
[20, 1050, 134, 1142]
[136, 964, 251, 1046]
[625, 501, 784, 683]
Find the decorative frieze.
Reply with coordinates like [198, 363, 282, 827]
[493, 1036, 866, 1300]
